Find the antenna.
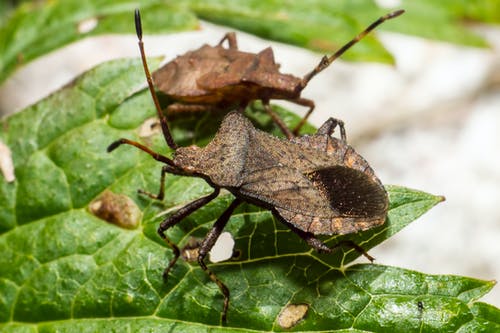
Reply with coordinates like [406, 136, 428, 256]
[135, 9, 178, 150]
[300, 9, 404, 88]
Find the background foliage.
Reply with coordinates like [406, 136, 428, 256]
[1, 0, 499, 84]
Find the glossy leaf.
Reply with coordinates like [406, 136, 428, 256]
[0, 0, 198, 83]
[184, 0, 395, 63]
[0, 58, 498, 331]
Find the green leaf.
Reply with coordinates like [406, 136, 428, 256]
[405, 0, 500, 24]
[1, 58, 498, 331]
[378, 0, 492, 48]
[0, 0, 400, 86]
[0, 0, 198, 84]
[184, 0, 396, 63]
[3, 0, 497, 88]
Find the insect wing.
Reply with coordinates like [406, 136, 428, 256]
[238, 131, 388, 235]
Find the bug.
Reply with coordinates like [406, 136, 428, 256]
[107, 9, 390, 323]
[152, 10, 404, 138]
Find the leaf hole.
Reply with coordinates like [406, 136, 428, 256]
[209, 231, 235, 263]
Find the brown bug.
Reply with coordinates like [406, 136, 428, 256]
[152, 10, 404, 138]
[107, 9, 390, 323]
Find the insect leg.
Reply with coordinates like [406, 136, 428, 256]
[240, 102, 293, 139]
[198, 198, 242, 324]
[107, 138, 175, 167]
[316, 117, 347, 141]
[262, 101, 294, 139]
[274, 215, 331, 252]
[138, 164, 173, 200]
[218, 32, 238, 49]
[135, 9, 178, 150]
[158, 188, 221, 280]
[330, 240, 375, 262]
[288, 97, 315, 135]
[300, 10, 404, 88]
[274, 212, 373, 261]
[166, 103, 216, 115]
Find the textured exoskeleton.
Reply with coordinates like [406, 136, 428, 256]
[173, 111, 388, 237]
[152, 10, 404, 138]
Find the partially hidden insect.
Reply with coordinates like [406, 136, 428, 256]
[152, 10, 404, 138]
[107, 9, 392, 324]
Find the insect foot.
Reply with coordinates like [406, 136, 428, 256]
[152, 10, 404, 138]
[106, 9, 389, 324]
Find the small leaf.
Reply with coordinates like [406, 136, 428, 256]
[0, 58, 498, 331]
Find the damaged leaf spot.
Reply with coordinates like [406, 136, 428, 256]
[139, 117, 162, 138]
[209, 231, 235, 263]
[180, 232, 235, 263]
[277, 303, 309, 329]
[89, 190, 142, 229]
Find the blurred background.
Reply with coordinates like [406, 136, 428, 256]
[1, 1, 499, 308]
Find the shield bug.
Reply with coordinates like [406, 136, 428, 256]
[152, 10, 404, 138]
[107, 9, 389, 323]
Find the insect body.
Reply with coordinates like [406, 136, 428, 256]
[172, 110, 388, 238]
[107, 9, 390, 323]
[152, 10, 404, 138]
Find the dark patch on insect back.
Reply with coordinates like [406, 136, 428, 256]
[308, 166, 388, 217]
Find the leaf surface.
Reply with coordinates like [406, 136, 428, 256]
[0, 0, 198, 84]
[0, 58, 498, 331]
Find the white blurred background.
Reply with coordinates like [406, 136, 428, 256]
[1, 13, 499, 307]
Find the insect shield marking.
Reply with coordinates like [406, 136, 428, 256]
[152, 10, 404, 138]
[106, 8, 393, 324]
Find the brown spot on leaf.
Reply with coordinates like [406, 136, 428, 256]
[277, 303, 309, 329]
[181, 237, 202, 262]
[89, 190, 142, 229]
[139, 117, 162, 138]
